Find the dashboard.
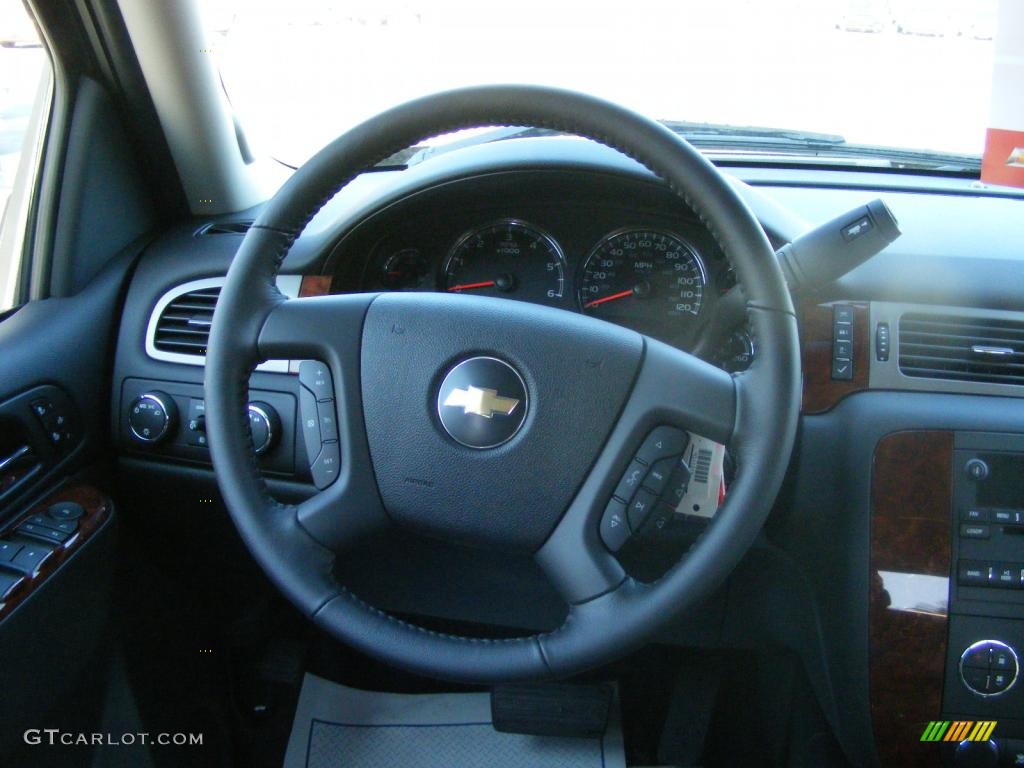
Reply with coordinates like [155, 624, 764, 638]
[108, 136, 1024, 768]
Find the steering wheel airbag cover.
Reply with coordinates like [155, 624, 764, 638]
[361, 292, 642, 551]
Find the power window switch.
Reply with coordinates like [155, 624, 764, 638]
[9, 542, 54, 575]
[0, 571, 24, 600]
[0, 540, 22, 565]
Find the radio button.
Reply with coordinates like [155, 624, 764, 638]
[960, 524, 990, 539]
[958, 560, 990, 587]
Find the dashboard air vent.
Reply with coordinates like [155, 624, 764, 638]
[197, 221, 252, 236]
[899, 312, 1024, 386]
[152, 286, 221, 356]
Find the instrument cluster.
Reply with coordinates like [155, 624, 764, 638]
[355, 214, 753, 371]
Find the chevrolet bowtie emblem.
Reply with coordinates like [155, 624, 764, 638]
[443, 386, 520, 418]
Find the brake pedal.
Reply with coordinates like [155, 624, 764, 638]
[491, 682, 613, 737]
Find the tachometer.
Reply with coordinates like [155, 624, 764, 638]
[443, 220, 566, 305]
[578, 229, 706, 336]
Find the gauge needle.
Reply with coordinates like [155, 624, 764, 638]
[447, 280, 496, 293]
[584, 288, 634, 309]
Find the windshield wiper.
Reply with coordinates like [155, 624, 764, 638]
[661, 120, 980, 172]
[374, 120, 979, 174]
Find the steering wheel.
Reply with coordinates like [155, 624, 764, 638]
[205, 85, 800, 683]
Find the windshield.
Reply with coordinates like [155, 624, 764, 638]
[201, 0, 998, 168]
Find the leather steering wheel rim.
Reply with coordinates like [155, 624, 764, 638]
[205, 85, 801, 683]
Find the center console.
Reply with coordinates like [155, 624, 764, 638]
[870, 430, 1024, 768]
[946, 433, 1024, 715]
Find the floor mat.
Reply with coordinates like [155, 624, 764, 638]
[282, 674, 625, 768]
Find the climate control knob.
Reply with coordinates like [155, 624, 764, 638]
[128, 392, 177, 444]
[959, 640, 1019, 697]
[247, 402, 280, 456]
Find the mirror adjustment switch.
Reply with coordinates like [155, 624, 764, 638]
[47, 502, 84, 521]
[600, 498, 630, 552]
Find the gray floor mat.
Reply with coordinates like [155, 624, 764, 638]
[283, 674, 625, 768]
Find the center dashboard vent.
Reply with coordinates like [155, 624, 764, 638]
[153, 286, 221, 356]
[899, 312, 1024, 387]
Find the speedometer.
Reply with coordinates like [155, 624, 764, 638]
[578, 229, 707, 337]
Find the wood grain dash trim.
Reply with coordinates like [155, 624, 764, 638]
[869, 431, 953, 768]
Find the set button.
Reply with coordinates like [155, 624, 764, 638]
[299, 361, 340, 489]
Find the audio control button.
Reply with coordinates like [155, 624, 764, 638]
[965, 458, 990, 481]
[958, 560, 990, 587]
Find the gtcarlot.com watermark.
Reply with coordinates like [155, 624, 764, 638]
[25, 730, 203, 747]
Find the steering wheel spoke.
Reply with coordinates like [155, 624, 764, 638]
[258, 294, 392, 552]
[537, 337, 736, 604]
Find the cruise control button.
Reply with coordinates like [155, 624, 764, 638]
[316, 399, 339, 442]
[642, 456, 675, 497]
[299, 387, 323, 463]
[635, 426, 687, 466]
[600, 498, 630, 553]
[958, 560, 989, 587]
[310, 441, 340, 489]
[299, 360, 334, 401]
[627, 488, 657, 531]
[612, 460, 647, 503]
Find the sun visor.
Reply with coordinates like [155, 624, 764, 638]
[981, 0, 1024, 188]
